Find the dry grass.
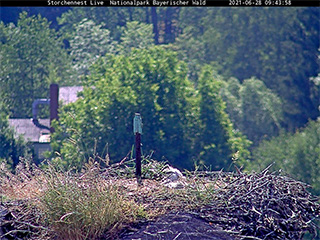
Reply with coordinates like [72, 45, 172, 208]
[0, 159, 146, 240]
[0, 159, 43, 201]
[0, 157, 218, 239]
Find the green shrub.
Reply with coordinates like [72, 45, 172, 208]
[0, 100, 31, 169]
[51, 47, 250, 171]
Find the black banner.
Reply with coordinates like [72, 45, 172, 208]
[1, 0, 319, 7]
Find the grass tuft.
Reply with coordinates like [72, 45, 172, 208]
[39, 160, 145, 240]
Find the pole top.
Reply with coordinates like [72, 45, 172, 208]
[133, 113, 142, 134]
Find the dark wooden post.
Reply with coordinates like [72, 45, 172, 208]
[133, 113, 143, 186]
[50, 83, 59, 133]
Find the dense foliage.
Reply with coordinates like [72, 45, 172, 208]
[178, 8, 319, 131]
[56, 7, 319, 132]
[51, 47, 250, 170]
[0, 101, 31, 168]
[220, 77, 283, 145]
[0, 8, 319, 194]
[0, 12, 73, 118]
[198, 66, 251, 169]
[69, 18, 116, 79]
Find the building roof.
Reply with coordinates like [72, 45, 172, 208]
[8, 119, 50, 142]
[9, 86, 83, 143]
[59, 86, 83, 105]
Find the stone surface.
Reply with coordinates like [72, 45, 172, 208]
[119, 212, 238, 240]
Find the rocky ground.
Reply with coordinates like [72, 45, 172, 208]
[119, 212, 239, 240]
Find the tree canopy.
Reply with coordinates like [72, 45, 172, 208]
[0, 100, 30, 169]
[177, 8, 319, 131]
[51, 47, 249, 170]
[1, 7, 319, 193]
[0, 12, 73, 118]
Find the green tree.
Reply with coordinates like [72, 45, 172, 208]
[57, 7, 181, 46]
[0, 7, 70, 29]
[197, 66, 251, 170]
[69, 18, 116, 79]
[52, 47, 197, 170]
[52, 47, 249, 171]
[240, 78, 283, 144]
[0, 12, 72, 118]
[148, 7, 181, 44]
[177, 8, 319, 131]
[169, 27, 206, 82]
[218, 75, 284, 146]
[58, 8, 148, 42]
[66, 19, 155, 81]
[219, 77, 242, 131]
[117, 21, 154, 55]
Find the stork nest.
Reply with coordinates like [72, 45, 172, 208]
[190, 168, 320, 239]
[0, 160, 319, 240]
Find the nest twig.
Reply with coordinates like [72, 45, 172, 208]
[0, 161, 319, 240]
[0, 200, 50, 240]
[194, 169, 320, 239]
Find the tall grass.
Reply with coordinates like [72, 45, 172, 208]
[0, 159, 145, 240]
[40, 160, 145, 240]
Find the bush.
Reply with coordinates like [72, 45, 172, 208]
[0, 101, 31, 169]
[51, 47, 250, 171]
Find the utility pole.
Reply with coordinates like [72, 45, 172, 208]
[133, 113, 143, 186]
